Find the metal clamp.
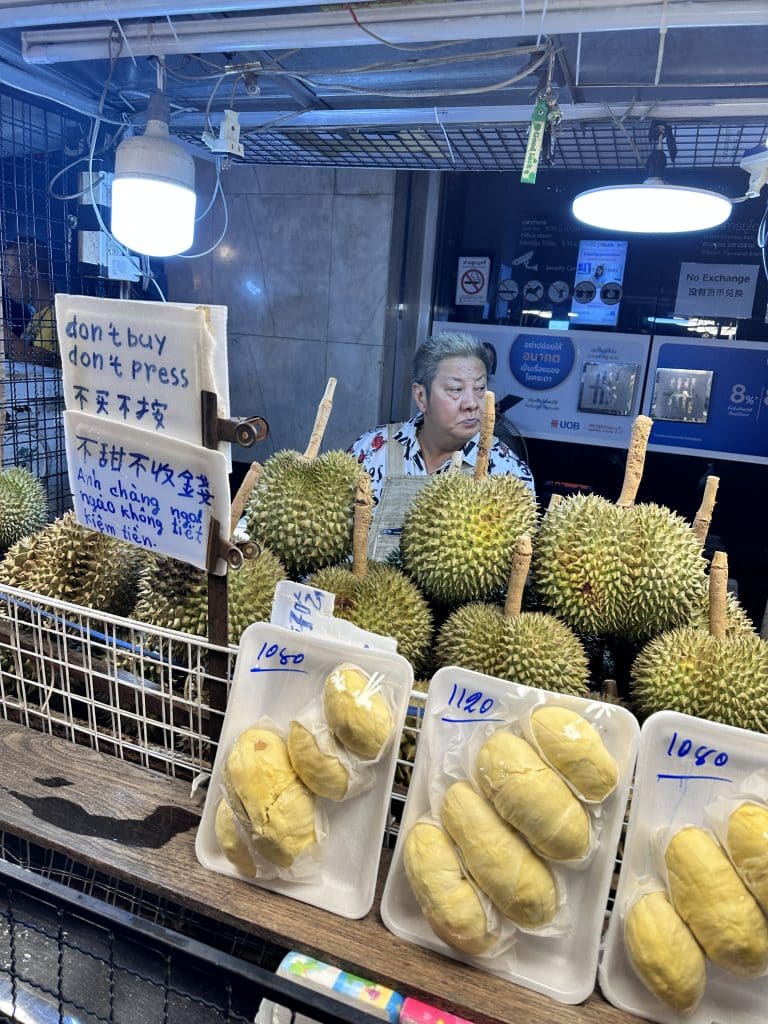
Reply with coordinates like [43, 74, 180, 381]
[205, 519, 261, 572]
[201, 391, 269, 449]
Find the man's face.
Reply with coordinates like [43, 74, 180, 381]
[413, 356, 487, 448]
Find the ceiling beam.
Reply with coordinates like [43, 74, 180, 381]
[22, 1, 768, 65]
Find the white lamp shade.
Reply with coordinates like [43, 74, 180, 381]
[572, 181, 732, 233]
[111, 120, 196, 257]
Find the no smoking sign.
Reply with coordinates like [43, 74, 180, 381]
[456, 256, 491, 306]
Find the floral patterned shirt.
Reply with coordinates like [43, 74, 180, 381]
[348, 414, 535, 504]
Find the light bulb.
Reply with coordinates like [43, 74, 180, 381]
[572, 182, 732, 234]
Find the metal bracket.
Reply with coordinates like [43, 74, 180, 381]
[201, 390, 269, 450]
[205, 518, 260, 572]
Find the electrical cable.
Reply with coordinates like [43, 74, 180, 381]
[178, 167, 228, 259]
[345, 2, 469, 52]
[195, 159, 222, 221]
[758, 198, 768, 282]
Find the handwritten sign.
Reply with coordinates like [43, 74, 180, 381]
[656, 728, 732, 784]
[441, 682, 504, 724]
[270, 580, 336, 634]
[64, 409, 231, 574]
[55, 294, 230, 453]
[249, 640, 307, 673]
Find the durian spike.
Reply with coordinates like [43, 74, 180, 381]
[351, 472, 373, 578]
[692, 475, 719, 545]
[473, 390, 496, 481]
[547, 493, 563, 513]
[616, 415, 653, 508]
[709, 550, 728, 640]
[302, 377, 337, 460]
[503, 532, 532, 618]
[230, 462, 262, 533]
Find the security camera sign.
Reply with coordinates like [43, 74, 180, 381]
[456, 256, 490, 306]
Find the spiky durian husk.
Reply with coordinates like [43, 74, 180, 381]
[533, 494, 627, 635]
[244, 450, 359, 576]
[399, 473, 537, 606]
[631, 628, 768, 731]
[533, 495, 710, 641]
[681, 585, 756, 638]
[306, 562, 433, 673]
[0, 511, 141, 615]
[435, 604, 590, 697]
[0, 467, 48, 551]
[133, 548, 285, 643]
[618, 504, 708, 641]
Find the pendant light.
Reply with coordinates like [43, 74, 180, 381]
[111, 92, 196, 257]
[572, 121, 732, 234]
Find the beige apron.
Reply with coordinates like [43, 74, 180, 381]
[367, 423, 471, 562]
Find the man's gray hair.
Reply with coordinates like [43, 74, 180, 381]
[413, 331, 490, 395]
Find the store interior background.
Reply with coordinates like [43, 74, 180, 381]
[1, 5, 767, 629]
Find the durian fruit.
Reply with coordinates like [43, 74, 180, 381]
[726, 802, 768, 912]
[396, 678, 429, 788]
[244, 378, 361, 575]
[214, 798, 256, 876]
[306, 473, 433, 673]
[533, 417, 715, 641]
[400, 392, 538, 605]
[529, 705, 618, 801]
[665, 825, 768, 977]
[624, 890, 706, 1014]
[287, 721, 349, 801]
[631, 551, 768, 730]
[0, 511, 141, 615]
[403, 820, 496, 956]
[435, 534, 590, 697]
[0, 466, 48, 551]
[476, 730, 591, 862]
[132, 547, 285, 643]
[441, 781, 558, 929]
[224, 726, 317, 868]
[323, 662, 393, 761]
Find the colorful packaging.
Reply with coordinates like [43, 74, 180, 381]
[276, 951, 404, 1022]
[400, 996, 476, 1024]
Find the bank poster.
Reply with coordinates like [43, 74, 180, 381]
[432, 321, 650, 448]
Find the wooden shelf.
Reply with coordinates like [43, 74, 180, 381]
[0, 721, 639, 1024]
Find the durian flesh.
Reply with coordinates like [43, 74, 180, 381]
[400, 473, 538, 605]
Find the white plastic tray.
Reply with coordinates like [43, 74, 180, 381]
[380, 667, 640, 1004]
[195, 621, 413, 919]
[599, 709, 768, 1024]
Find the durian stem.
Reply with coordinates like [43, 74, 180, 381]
[229, 462, 262, 533]
[303, 377, 336, 460]
[352, 472, 373, 578]
[449, 449, 463, 472]
[692, 475, 719, 545]
[473, 391, 496, 481]
[547, 493, 563, 513]
[709, 550, 728, 640]
[603, 679, 619, 701]
[504, 532, 532, 618]
[616, 415, 653, 508]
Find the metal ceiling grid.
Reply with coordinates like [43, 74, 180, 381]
[194, 120, 768, 173]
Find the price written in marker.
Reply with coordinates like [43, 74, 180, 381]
[441, 683, 504, 723]
[250, 641, 306, 673]
[656, 730, 731, 783]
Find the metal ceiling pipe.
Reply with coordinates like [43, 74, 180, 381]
[0, 0, 383, 30]
[22, 0, 768, 64]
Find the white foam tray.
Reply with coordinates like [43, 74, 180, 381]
[600, 709, 768, 1024]
[380, 667, 640, 1004]
[195, 621, 413, 919]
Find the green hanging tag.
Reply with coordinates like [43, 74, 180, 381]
[521, 98, 549, 185]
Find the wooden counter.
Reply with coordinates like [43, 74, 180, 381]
[0, 721, 639, 1024]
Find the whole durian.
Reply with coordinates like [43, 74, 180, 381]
[244, 378, 360, 576]
[133, 547, 286, 643]
[533, 418, 711, 641]
[0, 511, 141, 615]
[306, 475, 432, 672]
[400, 393, 537, 605]
[435, 534, 589, 697]
[631, 551, 768, 730]
[0, 466, 48, 550]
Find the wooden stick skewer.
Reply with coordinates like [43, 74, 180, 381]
[303, 377, 337, 460]
[708, 550, 728, 640]
[229, 462, 262, 534]
[692, 475, 719, 545]
[352, 472, 373, 579]
[616, 415, 653, 508]
[504, 533, 532, 619]
[473, 390, 495, 481]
